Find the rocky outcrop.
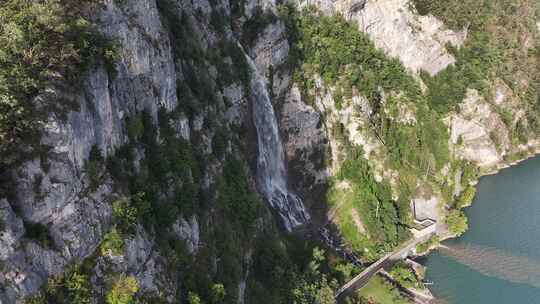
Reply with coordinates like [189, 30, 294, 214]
[298, 0, 467, 75]
[172, 216, 200, 254]
[279, 86, 329, 215]
[0, 200, 24, 261]
[411, 196, 439, 222]
[90, 226, 176, 303]
[281, 86, 328, 183]
[447, 89, 509, 168]
[251, 20, 290, 75]
[351, 0, 467, 75]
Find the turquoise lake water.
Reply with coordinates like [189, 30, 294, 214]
[423, 155, 540, 304]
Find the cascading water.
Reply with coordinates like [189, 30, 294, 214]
[245, 53, 310, 231]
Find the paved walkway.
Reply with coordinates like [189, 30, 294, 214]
[335, 228, 436, 301]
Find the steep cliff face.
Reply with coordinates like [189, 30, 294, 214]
[446, 89, 508, 168]
[0, 0, 300, 302]
[1, 0, 176, 300]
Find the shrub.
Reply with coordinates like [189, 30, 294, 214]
[132, 192, 152, 220]
[416, 235, 440, 254]
[100, 227, 124, 256]
[446, 209, 468, 236]
[210, 8, 230, 34]
[456, 185, 476, 209]
[65, 271, 91, 304]
[112, 197, 138, 234]
[225, 42, 250, 87]
[460, 162, 478, 187]
[0, 211, 4, 231]
[389, 262, 419, 289]
[291, 248, 337, 304]
[39, 266, 92, 304]
[210, 283, 226, 304]
[188, 292, 202, 304]
[212, 129, 228, 159]
[32, 174, 44, 199]
[106, 275, 139, 304]
[156, 0, 203, 62]
[126, 113, 144, 141]
[24, 295, 46, 304]
[410, 0, 489, 30]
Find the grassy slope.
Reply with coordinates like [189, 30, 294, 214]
[358, 275, 412, 304]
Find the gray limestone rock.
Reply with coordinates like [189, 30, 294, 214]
[0, 0, 178, 301]
[172, 216, 200, 255]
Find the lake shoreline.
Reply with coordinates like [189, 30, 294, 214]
[411, 144, 540, 303]
[420, 147, 540, 303]
[414, 145, 540, 257]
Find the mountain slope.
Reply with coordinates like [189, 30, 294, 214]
[0, 0, 538, 303]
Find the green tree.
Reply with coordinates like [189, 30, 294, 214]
[389, 262, 419, 289]
[106, 275, 139, 304]
[188, 292, 202, 304]
[24, 294, 46, 304]
[292, 248, 337, 304]
[85, 145, 104, 190]
[334, 263, 357, 282]
[218, 159, 261, 228]
[211, 283, 226, 304]
[65, 271, 91, 304]
[446, 210, 468, 236]
[126, 113, 144, 141]
[112, 197, 138, 233]
[416, 235, 440, 254]
[456, 186, 476, 209]
[100, 227, 124, 256]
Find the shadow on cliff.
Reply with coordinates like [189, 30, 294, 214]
[275, 90, 331, 234]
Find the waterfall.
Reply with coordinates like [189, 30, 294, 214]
[245, 54, 310, 231]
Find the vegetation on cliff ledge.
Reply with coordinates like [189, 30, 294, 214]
[413, 0, 540, 139]
[0, 0, 118, 171]
[281, 5, 451, 263]
[329, 148, 412, 261]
